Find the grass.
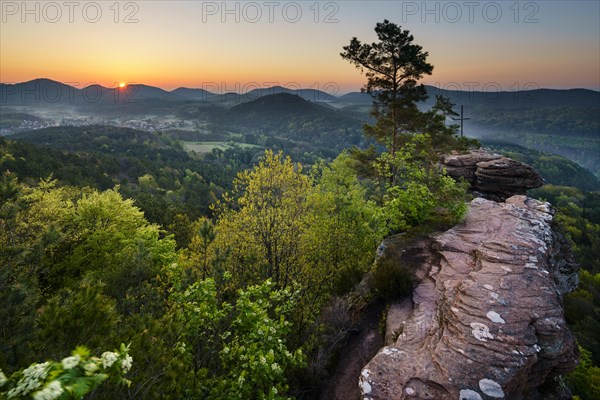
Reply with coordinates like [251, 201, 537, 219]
[183, 141, 261, 153]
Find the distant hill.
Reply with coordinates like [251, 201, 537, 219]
[434, 87, 600, 176]
[0, 111, 44, 128]
[125, 84, 178, 100]
[0, 79, 184, 106]
[0, 79, 338, 107]
[481, 139, 599, 192]
[171, 87, 216, 101]
[337, 86, 600, 108]
[229, 93, 332, 118]
[1, 78, 82, 105]
[3, 79, 597, 108]
[2, 78, 598, 174]
[212, 93, 364, 150]
[244, 86, 337, 103]
[334, 86, 600, 176]
[337, 92, 374, 104]
[425, 86, 600, 109]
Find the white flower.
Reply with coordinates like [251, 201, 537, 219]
[32, 381, 63, 400]
[0, 369, 7, 387]
[259, 356, 266, 364]
[101, 352, 119, 369]
[121, 355, 133, 373]
[23, 362, 49, 381]
[61, 355, 80, 370]
[8, 387, 21, 398]
[83, 361, 98, 376]
[8, 362, 50, 398]
[271, 363, 280, 372]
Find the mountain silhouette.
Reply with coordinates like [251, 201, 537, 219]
[229, 93, 333, 118]
[171, 87, 216, 101]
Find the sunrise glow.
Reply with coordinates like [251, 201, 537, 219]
[1, 1, 598, 92]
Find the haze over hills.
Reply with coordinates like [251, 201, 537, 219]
[171, 87, 216, 101]
[1, 78, 599, 175]
[3, 78, 597, 107]
[0, 79, 339, 106]
[337, 86, 600, 107]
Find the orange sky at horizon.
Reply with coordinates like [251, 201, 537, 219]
[1, 1, 599, 93]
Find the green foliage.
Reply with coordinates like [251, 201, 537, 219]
[213, 281, 304, 400]
[482, 140, 599, 192]
[166, 273, 304, 400]
[212, 150, 312, 289]
[304, 153, 383, 294]
[341, 20, 476, 159]
[186, 218, 217, 280]
[475, 106, 600, 176]
[0, 176, 175, 388]
[210, 150, 382, 318]
[530, 185, 600, 274]
[167, 213, 195, 249]
[565, 346, 600, 400]
[1, 126, 241, 227]
[0, 345, 132, 400]
[166, 277, 229, 398]
[375, 134, 469, 233]
[35, 284, 120, 360]
[564, 270, 600, 368]
[341, 19, 433, 156]
[372, 257, 413, 300]
[340, 21, 470, 241]
[547, 184, 600, 397]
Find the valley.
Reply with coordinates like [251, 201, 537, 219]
[2, 79, 599, 179]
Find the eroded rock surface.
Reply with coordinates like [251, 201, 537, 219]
[361, 196, 578, 400]
[441, 150, 543, 200]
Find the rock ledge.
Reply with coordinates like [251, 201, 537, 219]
[361, 196, 578, 400]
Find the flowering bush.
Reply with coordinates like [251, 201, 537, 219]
[212, 280, 305, 400]
[0, 344, 132, 400]
[168, 276, 304, 399]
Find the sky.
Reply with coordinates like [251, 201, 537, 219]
[1, 0, 599, 94]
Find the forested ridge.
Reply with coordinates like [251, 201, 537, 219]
[0, 141, 471, 398]
[1, 20, 599, 399]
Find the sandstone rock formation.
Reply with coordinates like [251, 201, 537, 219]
[361, 196, 579, 400]
[441, 150, 544, 200]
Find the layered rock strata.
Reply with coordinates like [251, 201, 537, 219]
[441, 150, 544, 200]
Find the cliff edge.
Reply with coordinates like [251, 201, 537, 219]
[361, 185, 579, 398]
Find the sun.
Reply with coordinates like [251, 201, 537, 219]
[118, 82, 126, 88]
